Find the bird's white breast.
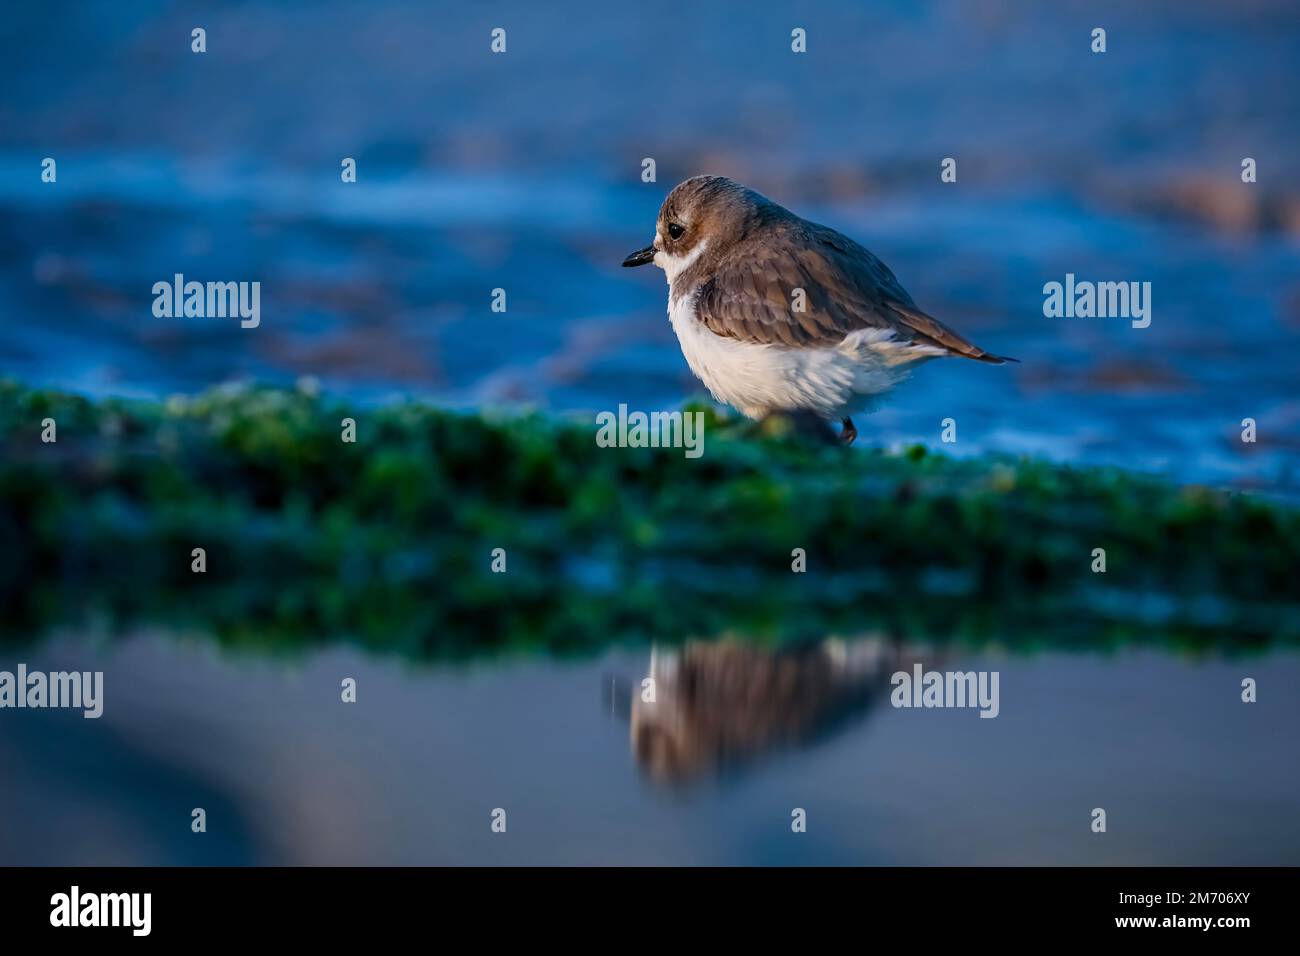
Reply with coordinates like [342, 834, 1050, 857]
[667, 286, 939, 420]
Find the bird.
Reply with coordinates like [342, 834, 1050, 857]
[622, 175, 1015, 445]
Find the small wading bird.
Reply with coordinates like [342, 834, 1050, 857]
[623, 175, 1015, 444]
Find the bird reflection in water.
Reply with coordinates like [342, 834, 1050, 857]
[616, 636, 930, 785]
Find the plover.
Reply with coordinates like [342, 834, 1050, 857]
[623, 175, 1014, 444]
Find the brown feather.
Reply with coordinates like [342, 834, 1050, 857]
[691, 215, 1015, 363]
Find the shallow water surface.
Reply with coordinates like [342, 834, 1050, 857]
[2, 633, 1295, 865]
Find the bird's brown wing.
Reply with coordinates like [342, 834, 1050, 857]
[693, 220, 1012, 363]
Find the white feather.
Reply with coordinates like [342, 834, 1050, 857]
[655, 239, 709, 285]
[667, 290, 943, 420]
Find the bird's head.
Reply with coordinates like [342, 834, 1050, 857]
[622, 175, 768, 284]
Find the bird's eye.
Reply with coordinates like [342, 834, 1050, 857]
[667, 222, 685, 240]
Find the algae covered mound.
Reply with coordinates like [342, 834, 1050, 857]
[1, 380, 1296, 655]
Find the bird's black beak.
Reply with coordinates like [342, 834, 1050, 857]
[622, 245, 656, 268]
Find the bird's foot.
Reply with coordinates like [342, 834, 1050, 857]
[774, 410, 839, 446]
[753, 410, 843, 446]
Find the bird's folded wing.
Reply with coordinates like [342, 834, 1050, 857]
[693, 222, 1007, 362]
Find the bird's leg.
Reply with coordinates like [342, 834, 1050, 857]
[786, 409, 838, 445]
[840, 417, 857, 446]
[752, 409, 840, 445]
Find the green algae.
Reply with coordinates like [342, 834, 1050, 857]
[1, 380, 1296, 658]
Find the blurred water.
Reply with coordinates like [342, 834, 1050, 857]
[1, 1, 1298, 492]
